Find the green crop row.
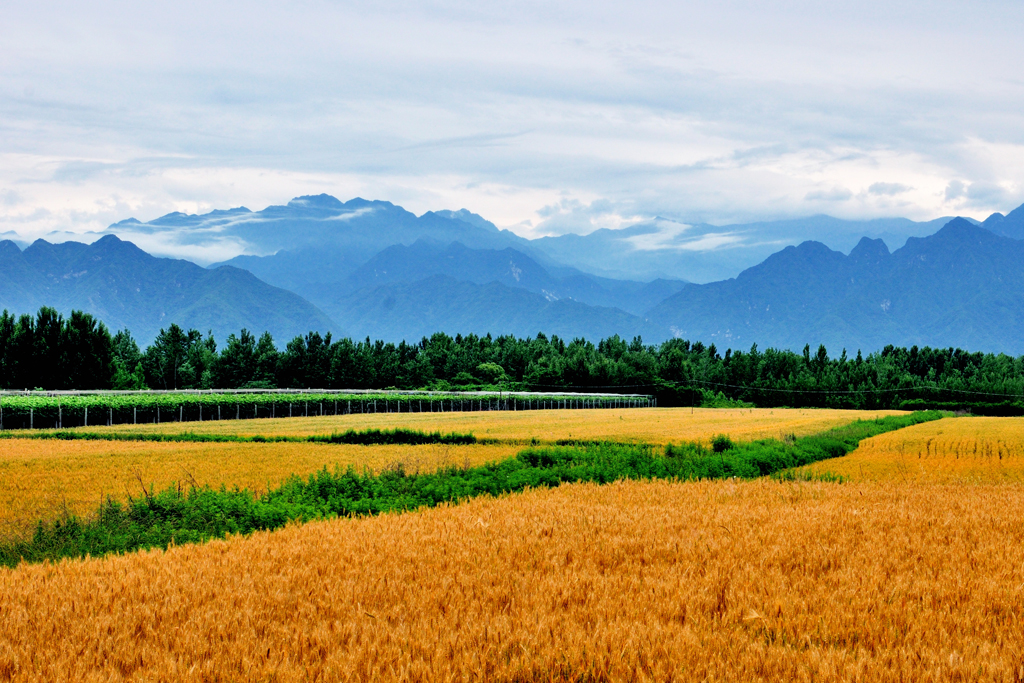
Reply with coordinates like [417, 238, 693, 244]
[0, 391, 639, 410]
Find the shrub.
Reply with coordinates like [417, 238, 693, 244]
[711, 434, 734, 452]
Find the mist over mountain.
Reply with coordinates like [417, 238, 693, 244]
[127, 195, 550, 292]
[529, 215, 959, 283]
[0, 235, 335, 345]
[113, 194, 962, 285]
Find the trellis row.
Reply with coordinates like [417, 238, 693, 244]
[0, 392, 655, 431]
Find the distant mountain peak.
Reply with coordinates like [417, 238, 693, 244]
[849, 236, 890, 262]
[931, 216, 995, 242]
[427, 209, 500, 233]
[0, 240, 22, 257]
[942, 216, 978, 230]
[287, 194, 345, 210]
[764, 240, 840, 266]
[94, 233, 123, 245]
[989, 201, 1024, 240]
[88, 233, 150, 259]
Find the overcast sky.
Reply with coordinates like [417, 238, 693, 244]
[2, 0, 1023, 244]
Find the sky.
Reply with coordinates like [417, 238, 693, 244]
[2, 0, 1024, 248]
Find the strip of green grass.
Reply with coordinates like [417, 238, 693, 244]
[0, 411, 942, 567]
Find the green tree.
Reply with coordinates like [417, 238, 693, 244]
[143, 324, 203, 389]
[63, 311, 114, 389]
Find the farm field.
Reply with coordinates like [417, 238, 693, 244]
[0, 407, 907, 539]
[0, 439, 518, 537]
[2, 477, 1023, 681]
[47, 406, 906, 445]
[798, 416, 1024, 483]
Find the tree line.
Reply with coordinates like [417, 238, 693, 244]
[1, 307, 1023, 409]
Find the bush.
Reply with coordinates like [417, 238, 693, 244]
[711, 434, 734, 452]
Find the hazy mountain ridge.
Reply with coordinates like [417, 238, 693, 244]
[0, 235, 336, 345]
[323, 274, 657, 342]
[3, 195, 1023, 352]
[646, 218, 1024, 353]
[328, 240, 687, 317]
[180, 195, 556, 291]
[529, 215, 961, 283]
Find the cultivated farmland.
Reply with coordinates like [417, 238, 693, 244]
[55, 406, 905, 445]
[2, 478, 1024, 681]
[0, 407, 903, 535]
[798, 415, 1024, 483]
[0, 439, 517, 537]
[5, 407, 1020, 681]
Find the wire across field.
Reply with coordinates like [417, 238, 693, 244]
[2, 478, 1023, 682]
[42, 407, 906, 445]
[0, 440, 518, 538]
[797, 416, 1024, 483]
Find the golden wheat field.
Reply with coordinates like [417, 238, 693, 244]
[61, 406, 905, 445]
[2, 477, 1023, 682]
[799, 416, 1024, 483]
[0, 440, 518, 537]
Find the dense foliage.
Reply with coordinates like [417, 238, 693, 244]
[0, 308, 114, 390]
[0, 412, 941, 567]
[2, 306, 1023, 409]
